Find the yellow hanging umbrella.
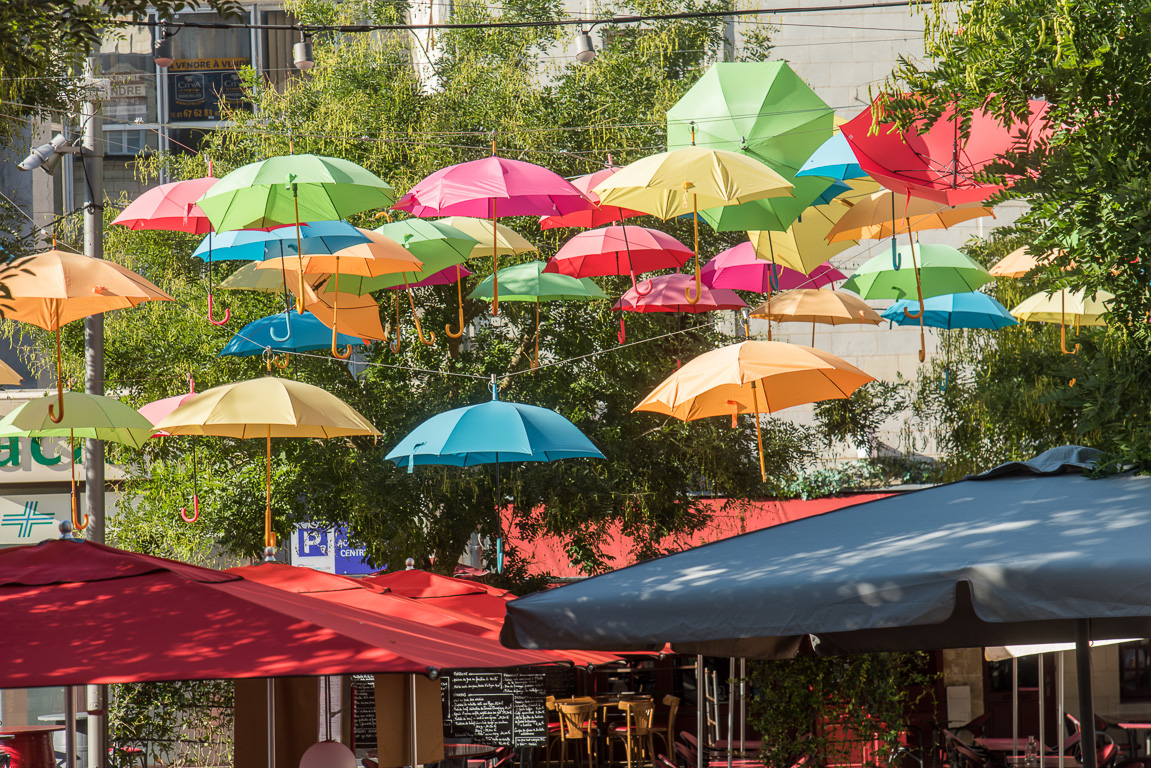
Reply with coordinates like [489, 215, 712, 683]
[219, 261, 291, 293]
[1011, 287, 1112, 354]
[826, 190, 994, 243]
[153, 376, 380, 560]
[748, 201, 857, 275]
[634, 340, 874, 481]
[750, 289, 883, 345]
[592, 146, 793, 305]
[437, 217, 537, 260]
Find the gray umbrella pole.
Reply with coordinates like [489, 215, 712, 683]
[1039, 652, 1045, 754]
[1076, 620, 1097, 768]
[1058, 652, 1065, 768]
[1013, 658, 1019, 756]
[410, 673, 419, 768]
[727, 657, 734, 768]
[66, 685, 76, 768]
[268, 678, 276, 768]
[697, 655, 705, 768]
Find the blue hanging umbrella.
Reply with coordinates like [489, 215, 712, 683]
[795, 132, 865, 181]
[386, 385, 604, 572]
[881, 292, 1018, 330]
[219, 311, 364, 357]
[812, 179, 852, 205]
[192, 221, 370, 263]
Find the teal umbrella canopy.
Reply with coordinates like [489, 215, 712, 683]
[386, 399, 604, 468]
[882, 292, 1018, 330]
[197, 154, 396, 231]
[220, 311, 364, 357]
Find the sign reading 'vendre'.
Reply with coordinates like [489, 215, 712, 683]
[441, 668, 576, 747]
[167, 58, 251, 122]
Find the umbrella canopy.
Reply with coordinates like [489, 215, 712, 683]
[1011, 287, 1113, 326]
[467, 261, 606, 302]
[192, 221, 371, 263]
[220, 311, 365, 357]
[666, 62, 834, 233]
[139, 385, 198, 436]
[842, 244, 993, 300]
[1, 249, 173, 330]
[437, 217, 537, 260]
[843, 97, 1052, 206]
[0, 359, 21, 386]
[386, 398, 604, 468]
[382, 265, 473, 289]
[990, 246, 1060, 278]
[111, 176, 218, 234]
[394, 156, 593, 219]
[0, 392, 155, 448]
[701, 243, 843, 293]
[634, 340, 873, 480]
[0, 539, 541, 689]
[218, 261, 291, 293]
[374, 218, 478, 263]
[544, 226, 693, 279]
[750, 289, 884, 326]
[196, 154, 396, 231]
[826, 190, 995, 243]
[613, 273, 746, 314]
[302, 281, 388, 342]
[539, 166, 644, 230]
[747, 201, 858, 274]
[256, 227, 422, 277]
[795, 133, 865, 181]
[883, 292, 1018, 330]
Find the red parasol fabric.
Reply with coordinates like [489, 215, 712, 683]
[543, 226, 693, 281]
[613, 273, 746, 314]
[701, 243, 845, 293]
[842, 97, 1052, 205]
[539, 167, 645, 230]
[111, 176, 219, 234]
[0, 539, 551, 688]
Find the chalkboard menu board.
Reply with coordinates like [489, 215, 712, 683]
[441, 668, 577, 748]
[352, 674, 377, 751]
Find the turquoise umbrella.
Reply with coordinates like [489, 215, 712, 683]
[385, 387, 604, 572]
[219, 311, 364, 358]
[795, 132, 865, 181]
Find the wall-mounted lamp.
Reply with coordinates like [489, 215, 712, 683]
[153, 24, 177, 68]
[17, 134, 79, 174]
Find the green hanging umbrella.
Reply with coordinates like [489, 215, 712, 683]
[0, 391, 156, 532]
[467, 261, 607, 367]
[667, 62, 836, 232]
[842, 243, 993, 361]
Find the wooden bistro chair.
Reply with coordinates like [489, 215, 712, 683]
[558, 699, 599, 768]
[652, 696, 681, 758]
[612, 698, 657, 768]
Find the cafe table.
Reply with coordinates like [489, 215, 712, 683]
[0, 726, 64, 768]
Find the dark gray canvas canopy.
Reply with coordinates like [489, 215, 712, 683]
[501, 446, 1151, 657]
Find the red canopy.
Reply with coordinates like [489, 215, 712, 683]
[843, 98, 1052, 206]
[0, 540, 552, 688]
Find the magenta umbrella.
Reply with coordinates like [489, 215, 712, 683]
[612, 273, 746, 341]
[394, 155, 593, 316]
[383, 264, 474, 289]
[701, 242, 846, 292]
[543, 225, 693, 295]
[539, 166, 645, 230]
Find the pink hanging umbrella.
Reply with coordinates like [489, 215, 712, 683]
[383, 265, 473, 289]
[138, 378, 201, 523]
[111, 176, 219, 234]
[393, 155, 593, 316]
[543, 226, 693, 295]
[613, 273, 746, 314]
[539, 166, 645, 230]
[701, 243, 846, 292]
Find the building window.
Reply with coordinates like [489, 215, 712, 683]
[1120, 640, 1151, 701]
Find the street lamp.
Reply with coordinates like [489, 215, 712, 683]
[17, 134, 73, 174]
[574, 28, 596, 63]
[153, 24, 176, 68]
[294, 33, 314, 71]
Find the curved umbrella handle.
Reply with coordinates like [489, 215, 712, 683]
[207, 293, 230, 326]
[181, 495, 200, 523]
[405, 283, 435, 347]
[389, 334, 403, 354]
[684, 269, 702, 305]
[891, 238, 901, 271]
[446, 267, 466, 338]
[903, 298, 924, 320]
[630, 271, 654, 297]
[1061, 324, 1080, 355]
[768, 263, 780, 293]
[618, 317, 626, 345]
[49, 328, 64, 423]
[939, 369, 950, 392]
[72, 501, 88, 531]
[332, 333, 353, 360]
[268, 311, 292, 343]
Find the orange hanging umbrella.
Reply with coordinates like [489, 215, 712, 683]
[0, 249, 173, 421]
[990, 246, 1062, 278]
[749, 289, 884, 345]
[635, 341, 874, 481]
[301, 277, 388, 343]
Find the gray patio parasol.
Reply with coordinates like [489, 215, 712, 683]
[501, 446, 1148, 768]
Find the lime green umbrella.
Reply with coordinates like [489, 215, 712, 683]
[843, 243, 992, 361]
[468, 261, 607, 367]
[667, 62, 836, 232]
[0, 391, 155, 531]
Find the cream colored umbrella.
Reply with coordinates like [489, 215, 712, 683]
[592, 146, 793, 305]
[437, 217, 537, 260]
[990, 247, 1062, 278]
[154, 376, 380, 559]
[1011, 287, 1113, 354]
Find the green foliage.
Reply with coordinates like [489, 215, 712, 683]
[774, 457, 939, 500]
[748, 653, 935, 768]
[108, 679, 233, 768]
[814, 380, 910, 454]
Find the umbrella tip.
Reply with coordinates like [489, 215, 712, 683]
[490, 373, 498, 401]
[405, 557, 416, 570]
[59, 520, 77, 540]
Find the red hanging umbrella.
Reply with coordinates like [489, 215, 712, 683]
[539, 166, 644, 230]
[393, 154, 593, 315]
[0, 539, 554, 688]
[613, 273, 746, 314]
[543, 225, 693, 294]
[843, 97, 1052, 206]
[111, 176, 219, 234]
[701, 243, 845, 292]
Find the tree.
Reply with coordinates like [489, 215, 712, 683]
[884, 0, 1151, 469]
[0, 0, 850, 581]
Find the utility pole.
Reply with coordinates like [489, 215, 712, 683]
[82, 48, 109, 768]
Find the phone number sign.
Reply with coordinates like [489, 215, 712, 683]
[167, 59, 250, 122]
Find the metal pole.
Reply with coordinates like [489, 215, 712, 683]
[268, 678, 276, 768]
[727, 658, 734, 768]
[1013, 658, 1019, 757]
[1075, 621, 1098, 768]
[1057, 652, 1065, 768]
[739, 658, 746, 754]
[65, 686, 77, 768]
[696, 655, 704, 768]
[1039, 653, 1045, 756]
[82, 48, 108, 768]
[410, 674, 419, 768]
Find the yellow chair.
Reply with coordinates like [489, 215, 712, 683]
[611, 698, 656, 768]
[558, 700, 599, 768]
[652, 695, 681, 758]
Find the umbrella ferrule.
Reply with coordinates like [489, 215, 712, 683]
[490, 374, 498, 401]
